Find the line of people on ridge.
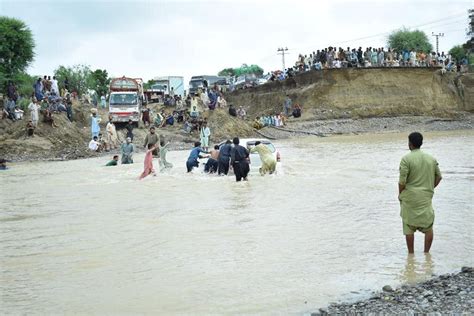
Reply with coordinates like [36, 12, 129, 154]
[266, 46, 467, 81]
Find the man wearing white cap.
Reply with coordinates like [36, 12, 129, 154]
[121, 137, 134, 164]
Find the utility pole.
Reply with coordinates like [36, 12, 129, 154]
[431, 32, 444, 54]
[277, 47, 289, 70]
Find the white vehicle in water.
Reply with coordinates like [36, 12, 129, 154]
[218, 138, 281, 174]
[108, 77, 143, 125]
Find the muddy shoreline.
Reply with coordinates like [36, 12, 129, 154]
[2, 113, 473, 162]
[312, 267, 474, 315]
[257, 112, 474, 140]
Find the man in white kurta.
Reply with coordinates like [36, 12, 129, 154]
[105, 119, 118, 150]
[28, 99, 40, 127]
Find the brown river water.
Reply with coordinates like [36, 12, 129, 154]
[1, 131, 473, 315]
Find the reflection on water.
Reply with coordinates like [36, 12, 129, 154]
[400, 253, 434, 285]
[0, 130, 473, 314]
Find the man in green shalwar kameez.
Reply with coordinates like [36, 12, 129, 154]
[250, 141, 277, 175]
[398, 132, 442, 254]
[159, 139, 173, 172]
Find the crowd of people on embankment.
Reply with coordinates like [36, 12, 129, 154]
[2, 76, 76, 137]
[267, 46, 469, 81]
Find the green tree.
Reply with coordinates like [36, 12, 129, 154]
[218, 64, 264, 77]
[143, 79, 155, 90]
[466, 9, 473, 51]
[14, 72, 36, 97]
[0, 16, 35, 92]
[449, 45, 466, 62]
[218, 68, 235, 77]
[234, 64, 264, 76]
[89, 69, 110, 96]
[387, 28, 433, 53]
[54, 64, 92, 96]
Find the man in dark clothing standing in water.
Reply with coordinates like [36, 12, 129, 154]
[218, 140, 232, 175]
[143, 126, 160, 157]
[230, 137, 250, 181]
[125, 119, 134, 141]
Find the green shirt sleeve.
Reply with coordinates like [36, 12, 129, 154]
[399, 157, 409, 185]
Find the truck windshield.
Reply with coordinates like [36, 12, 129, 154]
[189, 80, 203, 88]
[110, 93, 137, 106]
[151, 84, 167, 90]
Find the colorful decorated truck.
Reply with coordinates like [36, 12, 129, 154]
[108, 76, 143, 125]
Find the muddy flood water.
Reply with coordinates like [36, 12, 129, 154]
[1, 131, 473, 315]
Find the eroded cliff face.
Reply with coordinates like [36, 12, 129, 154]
[227, 68, 471, 119]
[452, 72, 474, 112]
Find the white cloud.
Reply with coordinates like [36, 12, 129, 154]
[2, 0, 470, 87]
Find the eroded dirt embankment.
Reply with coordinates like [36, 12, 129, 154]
[0, 101, 254, 162]
[1, 68, 472, 162]
[227, 68, 473, 119]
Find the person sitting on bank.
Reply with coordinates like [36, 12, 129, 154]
[154, 111, 164, 127]
[26, 120, 35, 137]
[183, 118, 193, 133]
[106, 155, 119, 166]
[43, 109, 58, 127]
[88, 136, 102, 152]
[292, 104, 302, 118]
[237, 106, 246, 120]
[253, 116, 264, 129]
[228, 104, 237, 117]
[165, 113, 175, 126]
[14, 106, 24, 120]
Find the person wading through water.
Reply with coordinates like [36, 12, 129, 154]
[139, 144, 157, 179]
[398, 132, 442, 254]
[218, 140, 232, 175]
[143, 126, 160, 158]
[230, 137, 250, 182]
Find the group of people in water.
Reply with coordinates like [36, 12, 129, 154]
[184, 137, 277, 182]
[103, 124, 277, 182]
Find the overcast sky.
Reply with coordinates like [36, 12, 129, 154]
[1, 0, 472, 84]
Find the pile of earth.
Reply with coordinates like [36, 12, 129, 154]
[0, 101, 94, 161]
[0, 101, 256, 162]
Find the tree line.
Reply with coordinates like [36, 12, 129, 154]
[1, 13, 472, 100]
